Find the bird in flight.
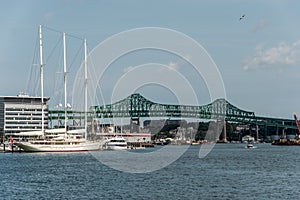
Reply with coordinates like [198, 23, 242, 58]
[239, 14, 245, 20]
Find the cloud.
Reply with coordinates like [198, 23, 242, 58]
[166, 55, 192, 71]
[243, 40, 300, 70]
[122, 55, 192, 73]
[166, 61, 180, 71]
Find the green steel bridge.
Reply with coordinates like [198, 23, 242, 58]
[48, 93, 297, 137]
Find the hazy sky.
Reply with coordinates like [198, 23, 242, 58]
[0, 0, 300, 119]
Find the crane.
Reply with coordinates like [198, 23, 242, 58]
[293, 113, 300, 138]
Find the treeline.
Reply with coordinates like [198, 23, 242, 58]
[150, 121, 253, 142]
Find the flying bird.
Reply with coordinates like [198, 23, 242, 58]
[239, 14, 245, 20]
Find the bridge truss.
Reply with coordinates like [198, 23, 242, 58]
[49, 93, 297, 133]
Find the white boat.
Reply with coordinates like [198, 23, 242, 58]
[0, 143, 11, 152]
[14, 128, 103, 152]
[0, 144, 8, 152]
[15, 138, 101, 152]
[105, 137, 127, 150]
[246, 143, 257, 149]
[0, 140, 19, 152]
[15, 25, 103, 152]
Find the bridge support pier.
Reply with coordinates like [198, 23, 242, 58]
[130, 117, 140, 133]
[223, 120, 227, 143]
[282, 121, 285, 138]
[256, 124, 259, 142]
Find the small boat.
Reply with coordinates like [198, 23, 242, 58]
[191, 141, 201, 145]
[0, 142, 20, 152]
[0, 144, 5, 152]
[105, 137, 127, 150]
[246, 143, 257, 149]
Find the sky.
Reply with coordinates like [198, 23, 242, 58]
[1, 0, 300, 119]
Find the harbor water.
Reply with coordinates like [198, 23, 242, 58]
[1, 143, 300, 199]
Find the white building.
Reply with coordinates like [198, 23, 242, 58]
[0, 94, 49, 139]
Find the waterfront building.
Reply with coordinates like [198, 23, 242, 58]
[93, 123, 151, 143]
[0, 93, 49, 140]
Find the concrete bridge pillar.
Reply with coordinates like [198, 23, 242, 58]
[223, 120, 227, 142]
[282, 121, 285, 137]
[130, 117, 140, 133]
[256, 124, 259, 142]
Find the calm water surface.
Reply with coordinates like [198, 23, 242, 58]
[1, 143, 300, 199]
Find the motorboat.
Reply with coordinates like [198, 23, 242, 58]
[105, 137, 127, 150]
[246, 143, 257, 149]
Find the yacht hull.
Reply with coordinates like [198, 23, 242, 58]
[15, 141, 103, 152]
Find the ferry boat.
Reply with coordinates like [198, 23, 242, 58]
[105, 137, 127, 150]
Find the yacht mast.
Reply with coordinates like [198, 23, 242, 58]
[39, 25, 45, 135]
[84, 39, 88, 140]
[63, 32, 68, 135]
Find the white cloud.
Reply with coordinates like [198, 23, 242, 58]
[166, 61, 179, 71]
[243, 40, 300, 70]
[165, 54, 192, 71]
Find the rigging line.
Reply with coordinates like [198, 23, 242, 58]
[70, 42, 87, 111]
[43, 25, 84, 41]
[72, 43, 91, 110]
[53, 71, 64, 108]
[68, 43, 84, 73]
[52, 47, 64, 107]
[33, 62, 39, 96]
[87, 50, 105, 107]
[25, 29, 39, 96]
[68, 44, 84, 107]
[42, 25, 62, 35]
[45, 36, 62, 64]
[66, 32, 84, 41]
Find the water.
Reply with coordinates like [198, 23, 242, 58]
[1, 143, 300, 199]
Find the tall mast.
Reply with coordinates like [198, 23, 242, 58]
[84, 39, 88, 140]
[63, 32, 68, 135]
[39, 25, 45, 135]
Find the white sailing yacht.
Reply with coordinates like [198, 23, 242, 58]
[15, 25, 103, 152]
